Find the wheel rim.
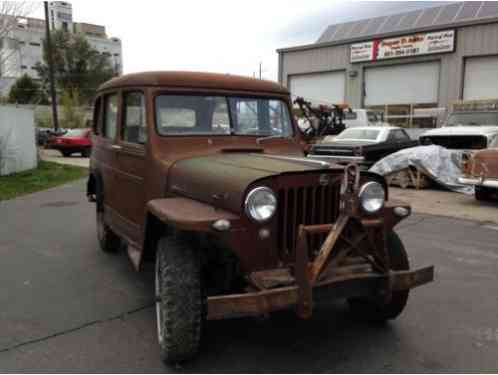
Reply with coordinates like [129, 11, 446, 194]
[155, 255, 164, 344]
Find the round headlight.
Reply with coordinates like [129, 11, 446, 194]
[359, 181, 385, 214]
[245, 187, 277, 222]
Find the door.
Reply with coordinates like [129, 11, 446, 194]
[100, 92, 121, 227]
[364, 62, 440, 106]
[112, 90, 148, 246]
[463, 56, 498, 100]
[289, 71, 345, 105]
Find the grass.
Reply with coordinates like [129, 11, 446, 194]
[0, 160, 88, 201]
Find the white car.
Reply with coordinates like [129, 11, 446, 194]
[420, 110, 498, 150]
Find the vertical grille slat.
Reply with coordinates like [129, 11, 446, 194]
[277, 175, 340, 259]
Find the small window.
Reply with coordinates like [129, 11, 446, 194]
[123, 92, 147, 144]
[389, 129, 410, 141]
[103, 94, 118, 139]
[29, 42, 41, 46]
[93, 97, 101, 134]
[21, 65, 27, 69]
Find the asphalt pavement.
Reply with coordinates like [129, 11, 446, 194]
[0, 179, 497, 372]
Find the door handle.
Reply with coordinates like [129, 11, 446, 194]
[111, 145, 122, 151]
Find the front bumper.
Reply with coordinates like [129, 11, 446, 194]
[207, 202, 434, 321]
[458, 176, 498, 189]
[308, 154, 366, 164]
[207, 266, 434, 320]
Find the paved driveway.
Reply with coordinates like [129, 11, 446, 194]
[40, 149, 90, 168]
[0, 180, 497, 372]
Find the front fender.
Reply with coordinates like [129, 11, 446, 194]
[146, 197, 240, 232]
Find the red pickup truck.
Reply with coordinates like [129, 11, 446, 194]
[47, 128, 92, 157]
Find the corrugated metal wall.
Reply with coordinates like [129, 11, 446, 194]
[280, 22, 498, 110]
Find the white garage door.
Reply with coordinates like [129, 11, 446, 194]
[364, 62, 440, 106]
[463, 56, 498, 100]
[289, 71, 345, 105]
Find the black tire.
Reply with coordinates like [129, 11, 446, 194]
[348, 231, 410, 322]
[61, 151, 71, 157]
[475, 186, 491, 201]
[155, 235, 206, 364]
[95, 183, 120, 253]
[82, 148, 91, 158]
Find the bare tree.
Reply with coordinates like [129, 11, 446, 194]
[0, 1, 39, 94]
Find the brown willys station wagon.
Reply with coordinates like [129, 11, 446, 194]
[86, 71, 434, 363]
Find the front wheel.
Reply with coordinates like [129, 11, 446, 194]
[61, 150, 71, 157]
[348, 231, 410, 322]
[82, 148, 91, 158]
[155, 235, 206, 364]
[475, 186, 492, 201]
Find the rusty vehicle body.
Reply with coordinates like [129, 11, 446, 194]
[86, 71, 434, 363]
[459, 148, 498, 201]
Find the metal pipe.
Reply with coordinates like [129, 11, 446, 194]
[44, 1, 59, 132]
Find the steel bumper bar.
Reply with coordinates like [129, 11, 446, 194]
[458, 177, 498, 189]
[207, 265, 434, 320]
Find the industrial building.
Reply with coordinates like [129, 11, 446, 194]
[278, 2, 498, 128]
[0, 1, 122, 96]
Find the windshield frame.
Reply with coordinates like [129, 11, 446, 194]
[153, 91, 295, 138]
[446, 111, 498, 127]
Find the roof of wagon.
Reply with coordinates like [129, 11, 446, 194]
[98, 71, 289, 94]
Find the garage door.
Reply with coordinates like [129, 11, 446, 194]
[463, 56, 498, 100]
[364, 62, 440, 106]
[288, 71, 345, 104]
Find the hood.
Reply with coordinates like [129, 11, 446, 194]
[422, 126, 498, 138]
[167, 153, 337, 213]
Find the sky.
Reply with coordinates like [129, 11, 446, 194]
[30, 0, 453, 81]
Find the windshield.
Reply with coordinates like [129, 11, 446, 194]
[155, 95, 293, 137]
[446, 112, 498, 126]
[63, 129, 88, 137]
[335, 128, 380, 141]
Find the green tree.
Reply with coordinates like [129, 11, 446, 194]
[34, 30, 117, 104]
[60, 88, 86, 129]
[8, 74, 47, 104]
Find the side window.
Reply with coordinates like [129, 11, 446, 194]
[92, 97, 101, 134]
[123, 92, 147, 144]
[103, 94, 118, 140]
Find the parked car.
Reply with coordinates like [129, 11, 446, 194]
[86, 71, 433, 363]
[47, 128, 92, 157]
[420, 100, 498, 150]
[343, 109, 390, 128]
[308, 126, 418, 167]
[459, 148, 498, 201]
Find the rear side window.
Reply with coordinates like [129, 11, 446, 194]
[104, 94, 118, 140]
[123, 92, 147, 144]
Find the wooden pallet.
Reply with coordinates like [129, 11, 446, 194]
[385, 166, 432, 190]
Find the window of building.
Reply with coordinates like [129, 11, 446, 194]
[29, 42, 41, 46]
[21, 65, 27, 69]
[62, 22, 68, 32]
[103, 94, 118, 140]
[123, 92, 147, 144]
[366, 103, 443, 128]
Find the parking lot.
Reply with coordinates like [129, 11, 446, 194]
[0, 179, 497, 372]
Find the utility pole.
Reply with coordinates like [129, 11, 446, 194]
[259, 62, 262, 80]
[44, 1, 59, 132]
